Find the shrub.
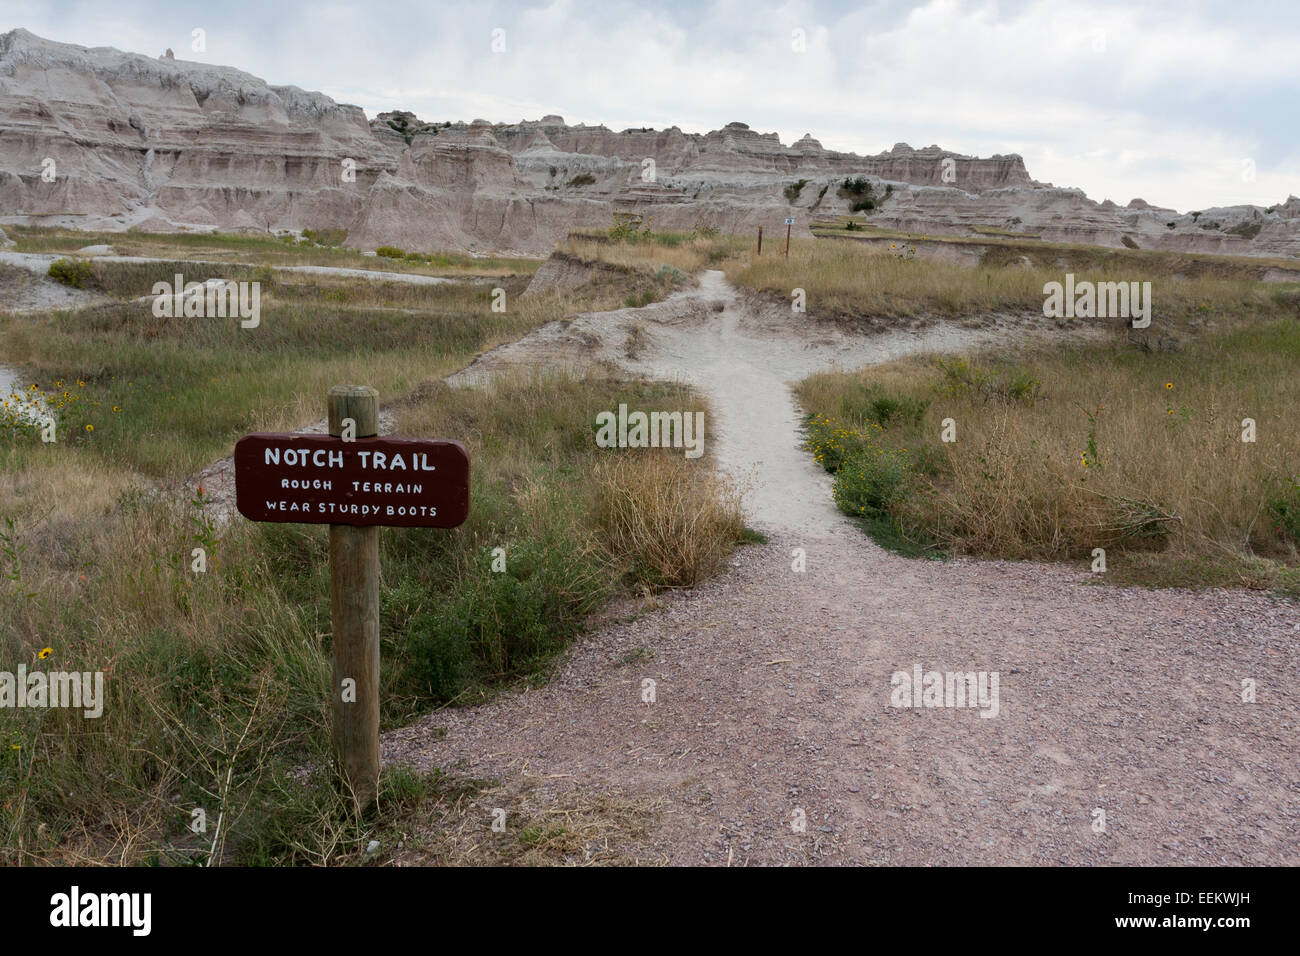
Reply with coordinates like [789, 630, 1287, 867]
[804, 413, 879, 473]
[301, 228, 346, 246]
[839, 176, 873, 197]
[405, 535, 605, 694]
[47, 257, 96, 289]
[375, 246, 406, 259]
[609, 212, 648, 242]
[784, 179, 809, 203]
[867, 394, 930, 429]
[1121, 235, 1139, 249]
[833, 446, 914, 517]
[566, 172, 596, 187]
[935, 357, 1040, 405]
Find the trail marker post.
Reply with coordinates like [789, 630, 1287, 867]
[757, 225, 763, 255]
[784, 217, 794, 256]
[233, 385, 470, 812]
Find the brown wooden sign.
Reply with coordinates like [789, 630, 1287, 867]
[234, 432, 470, 528]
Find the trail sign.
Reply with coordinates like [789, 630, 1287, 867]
[234, 433, 469, 527]
[784, 217, 795, 225]
[232, 386, 470, 812]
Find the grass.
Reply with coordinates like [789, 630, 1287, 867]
[0, 261, 656, 475]
[726, 236, 1300, 325]
[797, 317, 1300, 591]
[390, 776, 666, 865]
[0, 249, 747, 865]
[4, 225, 542, 278]
[561, 229, 748, 275]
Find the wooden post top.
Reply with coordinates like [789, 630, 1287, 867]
[328, 384, 379, 438]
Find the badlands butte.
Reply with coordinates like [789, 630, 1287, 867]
[2, 26, 1298, 256]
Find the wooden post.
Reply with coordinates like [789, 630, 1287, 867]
[785, 223, 791, 257]
[327, 384, 380, 812]
[757, 225, 763, 255]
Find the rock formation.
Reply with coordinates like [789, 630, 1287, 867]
[1, 28, 1296, 258]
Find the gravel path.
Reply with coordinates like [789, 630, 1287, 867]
[387, 271, 1299, 865]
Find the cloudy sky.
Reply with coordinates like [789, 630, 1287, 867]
[4, 0, 1296, 212]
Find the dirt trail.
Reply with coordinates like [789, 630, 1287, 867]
[452, 270, 1075, 533]
[391, 271, 1299, 865]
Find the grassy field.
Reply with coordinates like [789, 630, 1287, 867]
[0, 250, 746, 865]
[560, 228, 749, 275]
[4, 225, 542, 278]
[797, 318, 1300, 593]
[725, 236, 1300, 324]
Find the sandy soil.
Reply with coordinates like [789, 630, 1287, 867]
[385, 271, 1298, 865]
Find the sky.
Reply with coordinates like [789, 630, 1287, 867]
[3, 0, 1297, 213]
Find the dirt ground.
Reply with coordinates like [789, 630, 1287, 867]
[383, 271, 1299, 865]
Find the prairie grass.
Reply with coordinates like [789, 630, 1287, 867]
[0, 252, 747, 864]
[797, 317, 1300, 591]
[5, 225, 542, 277]
[728, 236, 1300, 324]
[0, 265, 657, 475]
[594, 450, 746, 588]
[561, 230, 747, 275]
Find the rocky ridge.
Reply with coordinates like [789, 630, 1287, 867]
[2, 28, 1295, 257]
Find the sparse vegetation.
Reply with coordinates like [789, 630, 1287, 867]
[301, 228, 347, 246]
[565, 222, 745, 274]
[784, 179, 809, 203]
[7, 227, 540, 279]
[838, 176, 878, 212]
[46, 257, 96, 289]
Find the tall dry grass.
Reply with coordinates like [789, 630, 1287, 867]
[797, 318, 1300, 590]
[727, 237, 1297, 324]
[561, 231, 747, 275]
[594, 451, 746, 588]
